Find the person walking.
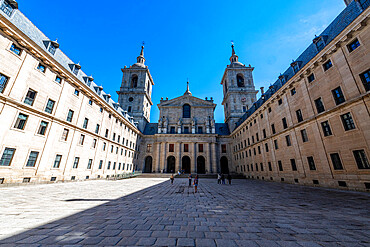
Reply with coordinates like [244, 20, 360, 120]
[221, 173, 225, 184]
[217, 173, 221, 184]
[188, 174, 192, 187]
[193, 175, 199, 193]
[170, 174, 174, 185]
[227, 173, 232, 185]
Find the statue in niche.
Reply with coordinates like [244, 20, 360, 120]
[177, 118, 182, 126]
[192, 117, 197, 126]
[163, 117, 168, 128]
[158, 117, 163, 128]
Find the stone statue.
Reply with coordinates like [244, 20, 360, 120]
[177, 118, 182, 126]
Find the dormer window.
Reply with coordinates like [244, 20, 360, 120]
[291, 61, 300, 74]
[83, 76, 93, 86]
[70, 63, 81, 76]
[10, 43, 21, 56]
[313, 35, 327, 52]
[1, 0, 17, 17]
[279, 74, 286, 84]
[48, 40, 59, 55]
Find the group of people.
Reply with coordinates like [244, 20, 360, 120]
[217, 173, 232, 185]
[170, 174, 199, 193]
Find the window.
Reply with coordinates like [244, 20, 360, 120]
[53, 155, 62, 168]
[184, 144, 189, 152]
[131, 75, 138, 88]
[308, 73, 315, 83]
[0, 148, 15, 166]
[26, 151, 39, 167]
[263, 129, 266, 139]
[237, 74, 245, 87]
[88, 99, 93, 105]
[100, 107, 103, 113]
[14, 113, 28, 130]
[37, 63, 46, 73]
[0, 73, 9, 93]
[87, 159, 92, 169]
[95, 124, 100, 134]
[268, 162, 272, 171]
[117, 135, 120, 143]
[146, 144, 152, 153]
[314, 98, 325, 113]
[323, 60, 333, 71]
[282, 118, 288, 129]
[103, 142, 106, 151]
[48, 42, 57, 55]
[92, 139, 97, 148]
[66, 110, 74, 122]
[23, 88, 36, 106]
[74, 89, 80, 96]
[274, 140, 278, 150]
[278, 161, 283, 171]
[10, 43, 22, 56]
[307, 156, 316, 170]
[38, 121, 48, 135]
[73, 65, 80, 76]
[199, 144, 204, 152]
[111, 145, 114, 153]
[184, 127, 189, 134]
[341, 112, 355, 131]
[55, 76, 62, 84]
[265, 143, 269, 152]
[271, 124, 276, 134]
[128, 106, 132, 112]
[61, 128, 69, 141]
[45, 99, 55, 114]
[278, 99, 282, 105]
[296, 109, 303, 122]
[330, 153, 343, 170]
[285, 135, 291, 146]
[112, 133, 116, 141]
[301, 129, 308, 142]
[98, 160, 103, 169]
[268, 107, 272, 113]
[290, 159, 297, 171]
[221, 144, 227, 153]
[260, 163, 264, 171]
[73, 157, 79, 168]
[198, 127, 203, 134]
[347, 38, 360, 52]
[79, 134, 85, 145]
[332, 87, 345, 105]
[1, 0, 15, 16]
[107, 161, 111, 169]
[290, 88, 296, 96]
[83, 118, 89, 129]
[183, 104, 191, 118]
[170, 126, 176, 134]
[353, 150, 370, 169]
[359, 69, 370, 91]
[321, 121, 332, 136]
[315, 37, 326, 51]
[113, 162, 116, 170]
[105, 129, 109, 138]
[256, 133, 259, 142]
[169, 144, 174, 152]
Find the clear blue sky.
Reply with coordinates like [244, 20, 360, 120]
[19, 0, 345, 123]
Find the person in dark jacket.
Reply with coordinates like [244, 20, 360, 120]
[227, 174, 232, 185]
[188, 174, 192, 187]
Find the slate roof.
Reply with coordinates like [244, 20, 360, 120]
[234, 1, 367, 131]
[215, 123, 230, 136]
[0, 5, 137, 127]
[143, 123, 158, 135]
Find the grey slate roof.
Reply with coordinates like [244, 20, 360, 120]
[0, 5, 137, 127]
[143, 123, 158, 135]
[235, 1, 366, 131]
[215, 123, 230, 136]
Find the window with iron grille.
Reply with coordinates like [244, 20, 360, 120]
[53, 155, 62, 168]
[26, 151, 39, 167]
[332, 87, 345, 105]
[0, 73, 9, 93]
[330, 153, 343, 170]
[321, 121, 332, 136]
[307, 156, 316, 170]
[0, 148, 15, 166]
[301, 129, 308, 142]
[353, 150, 370, 169]
[341, 112, 355, 131]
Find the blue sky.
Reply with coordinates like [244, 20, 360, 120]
[19, 0, 345, 123]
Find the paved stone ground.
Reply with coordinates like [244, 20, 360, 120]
[0, 178, 369, 247]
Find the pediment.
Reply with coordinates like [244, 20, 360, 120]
[158, 95, 216, 108]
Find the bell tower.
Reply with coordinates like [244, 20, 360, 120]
[221, 44, 258, 131]
[117, 45, 154, 131]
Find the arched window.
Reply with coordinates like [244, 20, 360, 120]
[183, 104, 191, 118]
[131, 74, 138, 88]
[237, 74, 245, 87]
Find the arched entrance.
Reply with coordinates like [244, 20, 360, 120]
[167, 156, 176, 173]
[220, 156, 229, 174]
[143, 156, 152, 173]
[182, 156, 191, 174]
[197, 156, 206, 174]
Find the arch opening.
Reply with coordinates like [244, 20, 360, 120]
[131, 74, 138, 88]
[167, 156, 176, 174]
[143, 156, 152, 173]
[220, 156, 229, 174]
[197, 156, 206, 174]
[182, 156, 191, 174]
[237, 74, 245, 87]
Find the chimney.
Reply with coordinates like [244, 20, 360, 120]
[260, 87, 265, 95]
[344, 0, 353, 6]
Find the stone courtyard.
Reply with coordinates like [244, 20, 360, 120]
[0, 178, 369, 247]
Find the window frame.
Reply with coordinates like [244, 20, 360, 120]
[25, 151, 39, 168]
[0, 72, 9, 94]
[14, 113, 28, 130]
[0, 147, 16, 166]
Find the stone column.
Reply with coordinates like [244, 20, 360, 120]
[161, 142, 166, 172]
[192, 143, 197, 174]
[176, 142, 181, 172]
[207, 143, 212, 174]
[211, 142, 217, 173]
[156, 142, 161, 172]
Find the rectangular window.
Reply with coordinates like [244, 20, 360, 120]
[265, 143, 269, 152]
[330, 153, 343, 170]
[66, 110, 74, 122]
[103, 142, 106, 151]
[198, 126, 203, 134]
[74, 89, 80, 96]
[260, 163, 264, 171]
[307, 156, 316, 170]
[278, 99, 282, 105]
[341, 112, 355, 131]
[169, 144, 174, 152]
[290, 159, 297, 171]
[107, 161, 111, 169]
[38, 121, 48, 135]
[87, 159, 92, 169]
[146, 144, 152, 152]
[359, 69, 370, 91]
[282, 118, 288, 129]
[83, 118, 89, 129]
[199, 144, 204, 152]
[184, 127, 189, 134]
[111, 145, 114, 153]
[296, 109, 303, 122]
[98, 160, 103, 169]
[0, 73, 9, 93]
[0, 148, 15, 166]
[53, 154, 62, 168]
[332, 87, 345, 105]
[37, 63, 46, 73]
[263, 129, 266, 139]
[278, 161, 283, 171]
[268, 107, 272, 113]
[45, 99, 55, 114]
[268, 162, 272, 171]
[353, 150, 370, 169]
[301, 129, 308, 142]
[285, 135, 291, 146]
[184, 144, 189, 152]
[307, 73, 315, 83]
[117, 135, 120, 143]
[55, 76, 62, 84]
[347, 38, 360, 52]
[105, 129, 109, 138]
[323, 60, 333, 71]
[95, 124, 100, 134]
[290, 88, 296, 96]
[314, 98, 325, 113]
[14, 113, 28, 130]
[170, 126, 176, 134]
[252, 136, 255, 143]
[113, 162, 116, 170]
[79, 134, 85, 145]
[271, 124, 276, 134]
[61, 128, 69, 141]
[321, 121, 332, 136]
[73, 157, 79, 169]
[274, 140, 278, 150]
[10, 43, 22, 56]
[258, 146, 261, 154]
[256, 133, 259, 142]
[221, 144, 227, 153]
[48, 43, 57, 55]
[0, 1, 15, 16]
[92, 139, 97, 148]
[26, 151, 39, 167]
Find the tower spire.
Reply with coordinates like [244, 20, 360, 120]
[136, 42, 145, 65]
[229, 41, 239, 64]
[184, 79, 192, 96]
